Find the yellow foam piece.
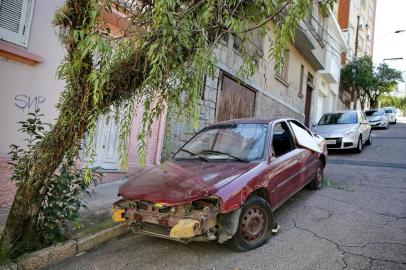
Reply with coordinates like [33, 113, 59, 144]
[112, 209, 126, 222]
[169, 219, 200, 238]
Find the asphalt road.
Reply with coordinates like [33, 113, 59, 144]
[48, 120, 406, 270]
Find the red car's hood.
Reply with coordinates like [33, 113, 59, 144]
[118, 160, 258, 205]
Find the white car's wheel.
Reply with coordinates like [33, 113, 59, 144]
[366, 133, 372, 145]
[355, 137, 363, 153]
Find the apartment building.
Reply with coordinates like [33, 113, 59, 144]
[336, 0, 377, 108]
[166, 2, 347, 154]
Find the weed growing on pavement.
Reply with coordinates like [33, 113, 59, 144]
[324, 176, 354, 192]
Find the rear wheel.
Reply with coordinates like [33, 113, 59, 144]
[366, 132, 372, 145]
[228, 196, 273, 252]
[309, 160, 324, 190]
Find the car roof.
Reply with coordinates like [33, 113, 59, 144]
[215, 116, 291, 125]
[322, 110, 358, 114]
[366, 108, 384, 111]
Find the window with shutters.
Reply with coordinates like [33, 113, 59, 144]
[0, 0, 35, 47]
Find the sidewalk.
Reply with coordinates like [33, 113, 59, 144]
[0, 178, 128, 236]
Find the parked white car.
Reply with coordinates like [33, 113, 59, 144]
[365, 109, 389, 129]
[383, 107, 397, 124]
[312, 110, 371, 153]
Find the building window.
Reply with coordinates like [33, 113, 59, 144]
[0, 0, 35, 47]
[276, 50, 289, 82]
[298, 64, 305, 98]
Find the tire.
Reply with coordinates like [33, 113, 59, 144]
[355, 136, 363, 153]
[395, 119, 397, 124]
[228, 196, 273, 252]
[309, 159, 324, 190]
[385, 122, 389, 129]
[366, 132, 372, 145]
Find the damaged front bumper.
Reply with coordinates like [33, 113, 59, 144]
[112, 198, 223, 242]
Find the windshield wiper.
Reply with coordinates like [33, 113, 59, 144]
[179, 149, 209, 162]
[199, 150, 248, 163]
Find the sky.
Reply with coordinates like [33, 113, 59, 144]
[373, 0, 406, 90]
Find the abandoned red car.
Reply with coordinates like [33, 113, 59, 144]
[113, 117, 327, 251]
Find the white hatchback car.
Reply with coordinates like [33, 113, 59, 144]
[312, 110, 372, 153]
[365, 109, 389, 129]
[383, 107, 397, 124]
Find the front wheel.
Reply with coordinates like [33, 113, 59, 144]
[228, 196, 273, 252]
[309, 160, 324, 190]
[355, 137, 363, 153]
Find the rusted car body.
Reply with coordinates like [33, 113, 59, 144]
[113, 117, 327, 251]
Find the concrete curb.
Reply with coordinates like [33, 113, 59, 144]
[13, 223, 129, 270]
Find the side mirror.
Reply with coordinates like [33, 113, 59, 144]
[312, 123, 317, 128]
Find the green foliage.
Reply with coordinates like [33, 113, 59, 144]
[380, 95, 406, 114]
[8, 109, 48, 185]
[340, 56, 375, 109]
[341, 56, 403, 108]
[371, 63, 404, 107]
[8, 110, 101, 244]
[38, 150, 102, 244]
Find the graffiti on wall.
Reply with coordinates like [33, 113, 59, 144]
[14, 95, 46, 112]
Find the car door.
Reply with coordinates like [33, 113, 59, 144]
[287, 120, 319, 187]
[267, 121, 303, 209]
[360, 111, 370, 140]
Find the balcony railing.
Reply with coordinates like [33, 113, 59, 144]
[304, 14, 326, 48]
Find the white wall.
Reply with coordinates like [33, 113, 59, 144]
[0, 0, 65, 156]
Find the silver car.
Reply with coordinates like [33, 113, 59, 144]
[312, 110, 372, 153]
[383, 107, 397, 124]
[365, 109, 389, 129]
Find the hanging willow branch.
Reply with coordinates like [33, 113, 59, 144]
[0, 0, 335, 252]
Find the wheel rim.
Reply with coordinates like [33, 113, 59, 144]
[240, 205, 268, 242]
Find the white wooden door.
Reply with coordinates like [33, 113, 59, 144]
[90, 114, 120, 170]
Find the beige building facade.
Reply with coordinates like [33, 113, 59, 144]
[167, 2, 348, 153]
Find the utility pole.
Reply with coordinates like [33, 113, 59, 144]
[352, 15, 360, 110]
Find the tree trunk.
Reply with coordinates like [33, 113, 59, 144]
[0, 48, 146, 251]
[0, 113, 89, 251]
[369, 97, 378, 108]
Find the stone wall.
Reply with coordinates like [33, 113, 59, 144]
[164, 67, 305, 157]
[255, 92, 305, 122]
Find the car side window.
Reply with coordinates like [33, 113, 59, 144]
[272, 122, 296, 158]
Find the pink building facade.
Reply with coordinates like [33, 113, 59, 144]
[0, 0, 165, 207]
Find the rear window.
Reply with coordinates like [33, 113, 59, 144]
[384, 108, 393, 113]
